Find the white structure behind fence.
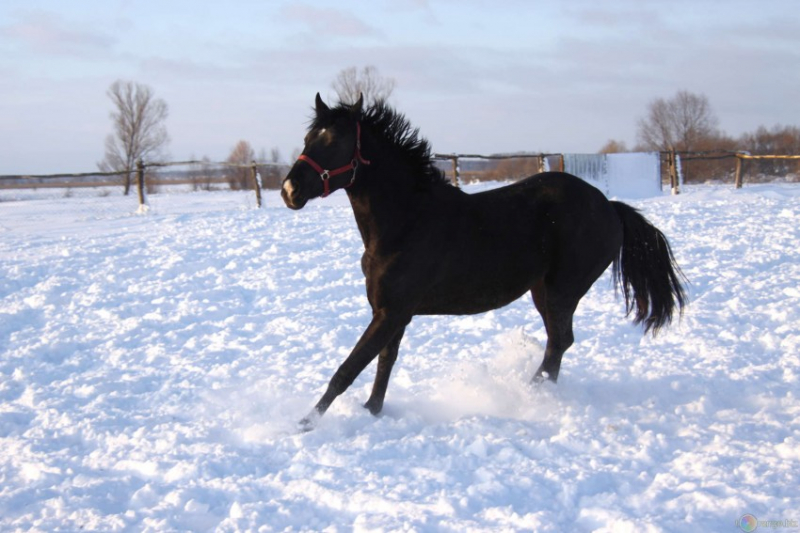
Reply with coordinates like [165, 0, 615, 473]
[559, 152, 662, 198]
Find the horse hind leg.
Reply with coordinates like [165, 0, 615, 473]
[531, 281, 549, 332]
[531, 286, 576, 383]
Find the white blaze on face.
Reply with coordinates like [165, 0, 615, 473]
[282, 179, 295, 198]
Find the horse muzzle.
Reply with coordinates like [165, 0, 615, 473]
[281, 178, 308, 210]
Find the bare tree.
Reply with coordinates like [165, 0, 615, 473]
[740, 124, 800, 177]
[190, 155, 215, 191]
[226, 140, 255, 190]
[741, 124, 800, 155]
[254, 147, 284, 189]
[332, 65, 396, 106]
[637, 90, 718, 152]
[98, 80, 169, 195]
[486, 157, 544, 182]
[599, 139, 628, 154]
[259, 147, 284, 189]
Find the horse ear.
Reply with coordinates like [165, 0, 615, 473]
[315, 93, 330, 117]
[353, 93, 364, 115]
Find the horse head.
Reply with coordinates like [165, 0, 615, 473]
[281, 93, 368, 209]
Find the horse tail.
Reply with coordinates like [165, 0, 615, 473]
[610, 201, 688, 336]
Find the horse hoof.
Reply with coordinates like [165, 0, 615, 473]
[532, 371, 557, 385]
[363, 399, 383, 417]
[298, 410, 321, 433]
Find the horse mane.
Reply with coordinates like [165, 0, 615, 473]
[315, 100, 450, 189]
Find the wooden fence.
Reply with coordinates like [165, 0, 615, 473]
[675, 151, 800, 189]
[438, 150, 800, 192]
[432, 152, 557, 187]
[732, 153, 800, 188]
[0, 159, 283, 209]
[2, 151, 798, 208]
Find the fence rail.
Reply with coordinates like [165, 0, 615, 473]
[0, 159, 288, 209]
[0, 160, 284, 181]
[2, 150, 798, 208]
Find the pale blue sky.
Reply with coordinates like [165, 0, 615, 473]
[1, 0, 798, 174]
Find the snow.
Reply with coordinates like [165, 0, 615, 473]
[1, 182, 799, 531]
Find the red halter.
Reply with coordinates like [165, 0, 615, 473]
[296, 122, 371, 198]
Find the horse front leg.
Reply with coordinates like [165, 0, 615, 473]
[300, 310, 409, 430]
[364, 326, 406, 416]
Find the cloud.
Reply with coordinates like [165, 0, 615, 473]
[280, 4, 381, 39]
[0, 10, 116, 56]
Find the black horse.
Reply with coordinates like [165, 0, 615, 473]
[282, 94, 686, 429]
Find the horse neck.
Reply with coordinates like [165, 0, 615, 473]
[346, 143, 421, 252]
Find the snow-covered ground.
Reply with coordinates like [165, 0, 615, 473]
[1, 182, 798, 532]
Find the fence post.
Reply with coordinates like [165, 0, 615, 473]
[251, 160, 262, 208]
[666, 151, 672, 193]
[669, 149, 680, 195]
[450, 156, 460, 187]
[136, 159, 146, 210]
[734, 154, 744, 189]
